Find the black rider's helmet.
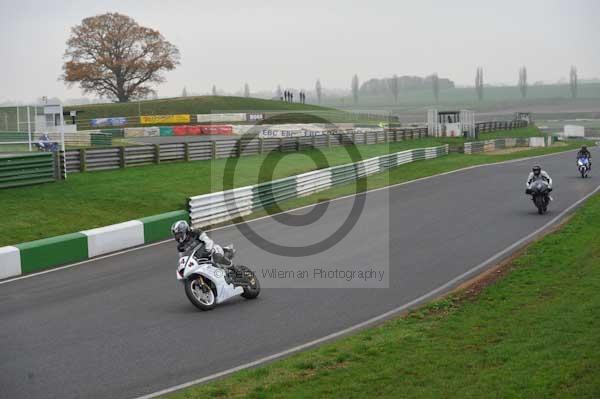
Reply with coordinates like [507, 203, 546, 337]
[532, 165, 541, 176]
[171, 220, 190, 243]
[582, 145, 588, 151]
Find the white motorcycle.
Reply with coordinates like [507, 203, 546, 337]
[176, 243, 260, 310]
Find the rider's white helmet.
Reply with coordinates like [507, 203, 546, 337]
[171, 220, 190, 243]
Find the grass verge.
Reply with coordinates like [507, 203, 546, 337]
[0, 127, 578, 246]
[165, 186, 600, 399]
[64, 95, 365, 128]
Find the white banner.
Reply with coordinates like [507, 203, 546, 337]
[258, 124, 342, 138]
[196, 113, 247, 123]
[229, 123, 357, 137]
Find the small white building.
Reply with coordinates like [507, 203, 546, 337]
[427, 109, 476, 138]
[563, 125, 585, 138]
[35, 105, 77, 133]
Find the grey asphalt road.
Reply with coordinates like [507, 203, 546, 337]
[1, 147, 598, 399]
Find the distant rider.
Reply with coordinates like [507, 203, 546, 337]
[171, 220, 234, 267]
[576, 145, 592, 169]
[526, 165, 553, 196]
[38, 133, 54, 151]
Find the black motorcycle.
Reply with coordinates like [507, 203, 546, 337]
[527, 179, 551, 214]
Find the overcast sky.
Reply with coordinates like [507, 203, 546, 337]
[1, 0, 599, 102]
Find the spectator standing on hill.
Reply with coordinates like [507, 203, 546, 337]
[291, 92, 294, 103]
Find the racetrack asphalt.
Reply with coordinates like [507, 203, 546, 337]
[1, 147, 598, 399]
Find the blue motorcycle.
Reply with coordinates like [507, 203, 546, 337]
[577, 157, 590, 178]
[36, 135, 59, 152]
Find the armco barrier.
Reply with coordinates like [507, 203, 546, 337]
[463, 136, 551, 154]
[0, 211, 190, 279]
[188, 145, 449, 229]
[59, 120, 527, 174]
[59, 131, 418, 174]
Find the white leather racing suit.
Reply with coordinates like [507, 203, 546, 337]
[526, 171, 553, 189]
[177, 230, 231, 266]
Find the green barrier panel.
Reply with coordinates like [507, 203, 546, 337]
[91, 132, 113, 147]
[16, 233, 88, 274]
[160, 126, 174, 136]
[0, 132, 29, 142]
[0, 153, 55, 189]
[101, 128, 124, 138]
[139, 210, 189, 244]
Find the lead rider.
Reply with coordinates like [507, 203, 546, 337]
[171, 220, 235, 268]
[525, 165, 553, 195]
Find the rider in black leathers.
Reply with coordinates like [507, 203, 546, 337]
[171, 220, 234, 267]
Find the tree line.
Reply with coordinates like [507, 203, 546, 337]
[61, 12, 583, 105]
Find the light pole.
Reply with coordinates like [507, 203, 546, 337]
[27, 106, 32, 151]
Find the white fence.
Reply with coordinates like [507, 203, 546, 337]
[463, 137, 553, 154]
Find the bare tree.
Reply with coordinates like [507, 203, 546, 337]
[475, 67, 484, 101]
[569, 66, 578, 99]
[244, 83, 250, 98]
[315, 79, 323, 104]
[181, 87, 188, 97]
[431, 73, 440, 103]
[62, 12, 180, 102]
[351, 74, 359, 105]
[212, 85, 217, 96]
[389, 74, 399, 104]
[518, 66, 528, 98]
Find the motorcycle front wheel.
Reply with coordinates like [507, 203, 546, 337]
[185, 277, 217, 311]
[534, 195, 545, 214]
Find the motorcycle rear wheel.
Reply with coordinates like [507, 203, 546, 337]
[236, 265, 260, 299]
